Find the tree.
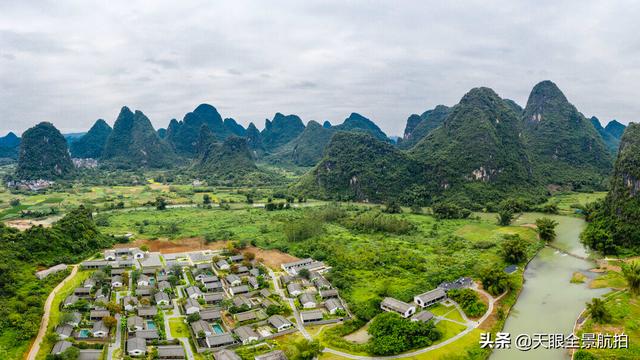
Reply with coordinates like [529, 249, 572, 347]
[298, 268, 311, 279]
[59, 312, 76, 325]
[186, 313, 201, 323]
[586, 298, 611, 323]
[383, 201, 402, 214]
[10, 198, 20, 207]
[103, 315, 117, 328]
[480, 267, 511, 296]
[497, 209, 513, 226]
[500, 234, 527, 263]
[622, 260, 640, 296]
[535, 217, 558, 242]
[156, 196, 167, 210]
[203, 194, 211, 205]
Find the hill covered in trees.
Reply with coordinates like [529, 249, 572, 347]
[15, 122, 74, 180]
[582, 123, 640, 254]
[195, 125, 258, 180]
[102, 106, 176, 168]
[261, 113, 306, 151]
[0, 132, 20, 162]
[69, 119, 112, 158]
[398, 105, 451, 149]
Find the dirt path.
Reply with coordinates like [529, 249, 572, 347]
[25, 265, 78, 360]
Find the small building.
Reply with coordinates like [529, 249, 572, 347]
[299, 293, 317, 309]
[230, 285, 249, 296]
[135, 329, 159, 341]
[325, 298, 344, 314]
[268, 315, 292, 332]
[201, 275, 219, 284]
[438, 277, 473, 291]
[136, 286, 153, 297]
[127, 337, 147, 356]
[200, 308, 222, 322]
[287, 283, 303, 297]
[185, 286, 203, 299]
[158, 280, 172, 291]
[206, 333, 236, 348]
[249, 268, 260, 277]
[235, 311, 257, 322]
[281, 258, 326, 275]
[381, 297, 415, 318]
[89, 309, 110, 320]
[55, 324, 73, 339]
[234, 325, 259, 345]
[192, 320, 213, 337]
[319, 289, 339, 299]
[185, 298, 201, 314]
[63, 295, 79, 307]
[248, 276, 259, 289]
[128, 315, 144, 331]
[94, 288, 109, 303]
[229, 254, 244, 263]
[300, 310, 324, 323]
[259, 289, 272, 298]
[122, 296, 139, 311]
[203, 292, 224, 304]
[414, 289, 446, 308]
[255, 350, 288, 360]
[51, 340, 73, 355]
[104, 250, 116, 261]
[216, 259, 230, 270]
[111, 275, 123, 288]
[80, 260, 110, 269]
[92, 320, 108, 338]
[205, 281, 223, 292]
[504, 265, 518, 274]
[214, 349, 241, 360]
[313, 277, 331, 290]
[67, 312, 82, 327]
[155, 292, 171, 306]
[35, 264, 67, 280]
[137, 274, 150, 287]
[138, 306, 158, 318]
[74, 287, 91, 298]
[78, 349, 102, 360]
[411, 311, 435, 323]
[232, 295, 252, 308]
[158, 345, 185, 359]
[132, 248, 145, 259]
[225, 274, 241, 287]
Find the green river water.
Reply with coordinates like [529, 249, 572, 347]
[491, 213, 609, 359]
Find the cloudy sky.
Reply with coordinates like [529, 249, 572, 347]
[2, 0, 640, 137]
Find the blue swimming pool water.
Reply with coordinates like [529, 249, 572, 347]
[212, 323, 224, 334]
[78, 329, 91, 338]
[146, 320, 156, 330]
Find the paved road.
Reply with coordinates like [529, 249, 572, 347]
[322, 284, 501, 359]
[26, 265, 79, 360]
[269, 269, 310, 340]
[164, 289, 195, 359]
[107, 288, 127, 360]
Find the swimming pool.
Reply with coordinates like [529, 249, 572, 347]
[77, 329, 91, 338]
[146, 320, 156, 330]
[212, 323, 224, 334]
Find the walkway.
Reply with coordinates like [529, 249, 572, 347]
[163, 270, 195, 360]
[26, 265, 79, 360]
[269, 269, 310, 340]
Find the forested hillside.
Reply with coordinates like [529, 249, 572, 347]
[69, 119, 112, 158]
[15, 122, 74, 180]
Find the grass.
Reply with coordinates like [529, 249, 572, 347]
[570, 272, 587, 284]
[169, 317, 190, 338]
[433, 320, 467, 342]
[590, 270, 628, 289]
[545, 191, 607, 216]
[441, 308, 466, 324]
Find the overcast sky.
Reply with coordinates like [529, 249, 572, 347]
[2, 0, 640, 137]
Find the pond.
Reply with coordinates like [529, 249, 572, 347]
[212, 323, 224, 334]
[491, 213, 609, 359]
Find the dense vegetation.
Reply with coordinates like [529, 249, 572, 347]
[15, 122, 74, 180]
[0, 207, 113, 357]
[398, 105, 450, 149]
[260, 113, 306, 151]
[367, 312, 442, 355]
[331, 113, 389, 142]
[268, 121, 335, 166]
[69, 119, 112, 159]
[0, 132, 20, 162]
[590, 116, 624, 154]
[166, 104, 238, 156]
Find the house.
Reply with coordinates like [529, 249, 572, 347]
[80, 260, 110, 269]
[140, 253, 162, 270]
[155, 292, 171, 306]
[214, 349, 241, 360]
[74, 287, 91, 298]
[234, 325, 259, 345]
[201, 275, 219, 284]
[104, 250, 116, 261]
[55, 324, 73, 339]
[185, 298, 201, 314]
[196, 262, 212, 271]
[111, 276, 123, 288]
[135, 329, 159, 341]
[313, 277, 331, 290]
[137, 274, 150, 287]
[89, 309, 110, 320]
[83, 279, 96, 289]
[206, 333, 236, 348]
[261, 298, 277, 308]
[67, 312, 82, 327]
[158, 345, 185, 359]
[158, 345, 186, 359]
[115, 248, 131, 256]
[132, 248, 145, 259]
[122, 296, 139, 311]
[325, 298, 344, 314]
[287, 283, 303, 297]
[158, 280, 171, 291]
[92, 320, 109, 337]
[225, 274, 241, 287]
[281, 258, 326, 275]
[319, 289, 339, 299]
[192, 320, 213, 337]
[63, 295, 79, 307]
[438, 277, 473, 291]
[414, 289, 446, 308]
[255, 350, 288, 360]
[200, 308, 222, 322]
[136, 286, 153, 297]
[228, 255, 244, 263]
[127, 336, 147, 356]
[300, 310, 324, 323]
[138, 306, 158, 318]
[504, 265, 518, 274]
[236, 266, 250, 275]
[268, 315, 292, 332]
[249, 268, 260, 277]
[216, 259, 230, 270]
[232, 295, 252, 309]
[280, 275, 294, 285]
[259, 289, 272, 298]
[94, 288, 108, 303]
[230, 285, 249, 296]
[411, 311, 435, 323]
[299, 293, 317, 309]
[185, 286, 202, 299]
[111, 268, 126, 276]
[79, 349, 102, 360]
[203, 292, 225, 304]
[205, 281, 223, 292]
[381, 297, 416, 318]
[51, 340, 73, 355]
[248, 277, 259, 289]
[33, 265, 64, 280]
[128, 315, 144, 331]
[235, 311, 257, 322]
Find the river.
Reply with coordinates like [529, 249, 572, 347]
[491, 213, 609, 359]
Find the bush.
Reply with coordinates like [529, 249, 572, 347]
[283, 218, 323, 242]
[432, 203, 471, 220]
[368, 312, 442, 355]
[347, 211, 415, 234]
[447, 289, 487, 317]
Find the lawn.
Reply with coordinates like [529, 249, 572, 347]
[545, 191, 607, 215]
[169, 317, 190, 338]
[434, 320, 467, 342]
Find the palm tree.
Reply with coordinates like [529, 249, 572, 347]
[622, 261, 640, 296]
[586, 298, 611, 323]
[535, 217, 559, 242]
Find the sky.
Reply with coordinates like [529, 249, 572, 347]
[2, 0, 640, 137]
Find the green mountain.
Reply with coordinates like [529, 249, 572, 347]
[268, 121, 336, 166]
[157, 128, 167, 138]
[398, 105, 451, 149]
[224, 118, 246, 137]
[605, 120, 626, 140]
[196, 130, 257, 179]
[410, 87, 534, 203]
[245, 122, 264, 157]
[261, 113, 306, 151]
[69, 119, 112, 158]
[102, 106, 176, 168]
[503, 99, 523, 114]
[0, 132, 20, 160]
[521, 80, 612, 188]
[166, 104, 232, 156]
[590, 117, 622, 154]
[582, 123, 640, 253]
[295, 132, 427, 202]
[15, 122, 74, 180]
[333, 113, 389, 142]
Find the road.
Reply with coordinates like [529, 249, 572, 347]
[164, 282, 195, 360]
[26, 265, 79, 360]
[322, 284, 501, 359]
[269, 269, 310, 340]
